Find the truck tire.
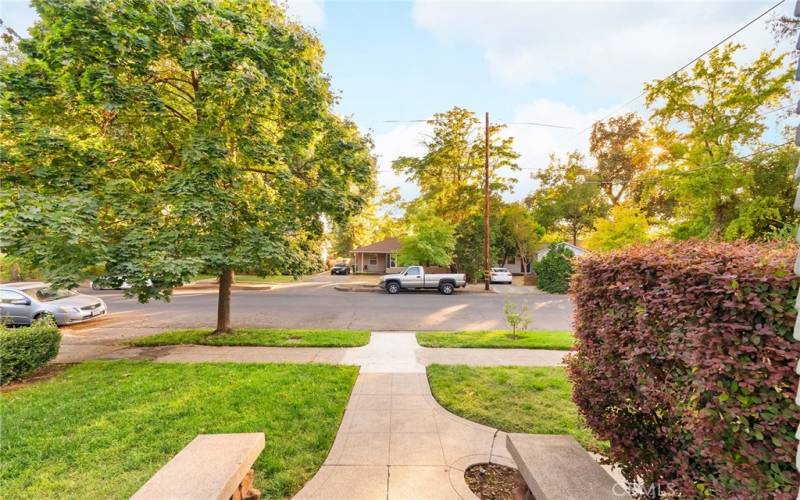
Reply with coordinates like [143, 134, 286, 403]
[386, 281, 401, 294]
[439, 282, 454, 295]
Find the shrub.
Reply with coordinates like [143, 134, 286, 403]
[0, 319, 61, 385]
[533, 244, 573, 293]
[567, 240, 800, 498]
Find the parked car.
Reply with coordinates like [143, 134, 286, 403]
[90, 276, 153, 290]
[0, 282, 107, 326]
[379, 266, 466, 295]
[490, 267, 513, 284]
[330, 263, 350, 275]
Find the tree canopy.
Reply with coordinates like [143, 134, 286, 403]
[643, 43, 793, 239]
[526, 152, 609, 246]
[397, 209, 455, 267]
[584, 205, 651, 252]
[392, 107, 519, 224]
[500, 203, 544, 274]
[589, 112, 651, 206]
[0, 0, 375, 331]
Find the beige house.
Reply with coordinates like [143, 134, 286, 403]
[352, 237, 400, 274]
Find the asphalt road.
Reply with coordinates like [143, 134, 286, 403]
[59, 274, 573, 348]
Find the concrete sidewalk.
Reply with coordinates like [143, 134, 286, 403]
[91, 332, 568, 367]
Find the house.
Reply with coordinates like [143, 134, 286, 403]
[535, 242, 587, 262]
[500, 242, 588, 274]
[351, 237, 401, 274]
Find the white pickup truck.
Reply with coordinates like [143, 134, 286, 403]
[379, 266, 467, 295]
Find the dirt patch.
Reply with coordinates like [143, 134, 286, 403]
[464, 463, 532, 500]
[1, 364, 69, 392]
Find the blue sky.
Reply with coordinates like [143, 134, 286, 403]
[2, 0, 796, 200]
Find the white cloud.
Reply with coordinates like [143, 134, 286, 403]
[371, 101, 617, 203]
[501, 99, 617, 201]
[284, 0, 325, 31]
[372, 122, 430, 201]
[412, 1, 785, 96]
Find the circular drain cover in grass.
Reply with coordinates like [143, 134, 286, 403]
[464, 462, 530, 500]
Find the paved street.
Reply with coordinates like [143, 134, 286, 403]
[58, 274, 573, 350]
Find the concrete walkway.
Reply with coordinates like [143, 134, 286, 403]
[293, 334, 518, 500]
[93, 332, 568, 367]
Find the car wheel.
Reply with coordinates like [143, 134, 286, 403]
[34, 312, 56, 325]
[439, 283, 454, 295]
[386, 282, 400, 294]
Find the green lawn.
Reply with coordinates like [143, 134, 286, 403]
[130, 328, 371, 347]
[0, 361, 357, 499]
[193, 274, 303, 283]
[416, 330, 575, 350]
[427, 365, 603, 452]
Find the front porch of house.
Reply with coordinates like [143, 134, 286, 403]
[351, 237, 402, 274]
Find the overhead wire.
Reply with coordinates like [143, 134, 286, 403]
[571, 0, 788, 138]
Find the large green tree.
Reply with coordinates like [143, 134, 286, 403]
[392, 107, 520, 224]
[584, 204, 651, 252]
[589, 112, 651, 206]
[397, 209, 455, 267]
[526, 152, 609, 245]
[0, 0, 375, 332]
[499, 203, 544, 275]
[643, 43, 794, 239]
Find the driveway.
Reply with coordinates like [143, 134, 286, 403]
[57, 273, 574, 356]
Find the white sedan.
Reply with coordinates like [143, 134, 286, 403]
[490, 267, 513, 284]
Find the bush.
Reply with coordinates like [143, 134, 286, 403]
[0, 319, 61, 385]
[533, 244, 573, 293]
[567, 241, 800, 498]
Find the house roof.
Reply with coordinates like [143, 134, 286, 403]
[352, 237, 401, 253]
[536, 242, 587, 253]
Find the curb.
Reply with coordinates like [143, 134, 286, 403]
[178, 283, 273, 291]
[333, 284, 382, 293]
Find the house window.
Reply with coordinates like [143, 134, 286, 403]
[387, 254, 396, 268]
[368, 255, 377, 265]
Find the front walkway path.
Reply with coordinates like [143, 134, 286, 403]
[294, 334, 518, 500]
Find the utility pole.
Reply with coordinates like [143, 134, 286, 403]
[483, 112, 490, 291]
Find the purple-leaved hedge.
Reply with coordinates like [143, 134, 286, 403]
[567, 240, 799, 498]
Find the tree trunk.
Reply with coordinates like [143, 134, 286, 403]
[9, 262, 20, 281]
[214, 267, 234, 334]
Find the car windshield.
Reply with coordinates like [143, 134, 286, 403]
[493, 268, 509, 273]
[30, 287, 78, 302]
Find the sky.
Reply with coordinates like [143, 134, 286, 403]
[1, 0, 796, 202]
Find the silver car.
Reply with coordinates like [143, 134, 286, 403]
[0, 282, 107, 326]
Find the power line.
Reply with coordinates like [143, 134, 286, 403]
[383, 119, 575, 129]
[572, 0, 787, 138]
[377, 141, 795, 183]
[504, 122, 575, 129]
